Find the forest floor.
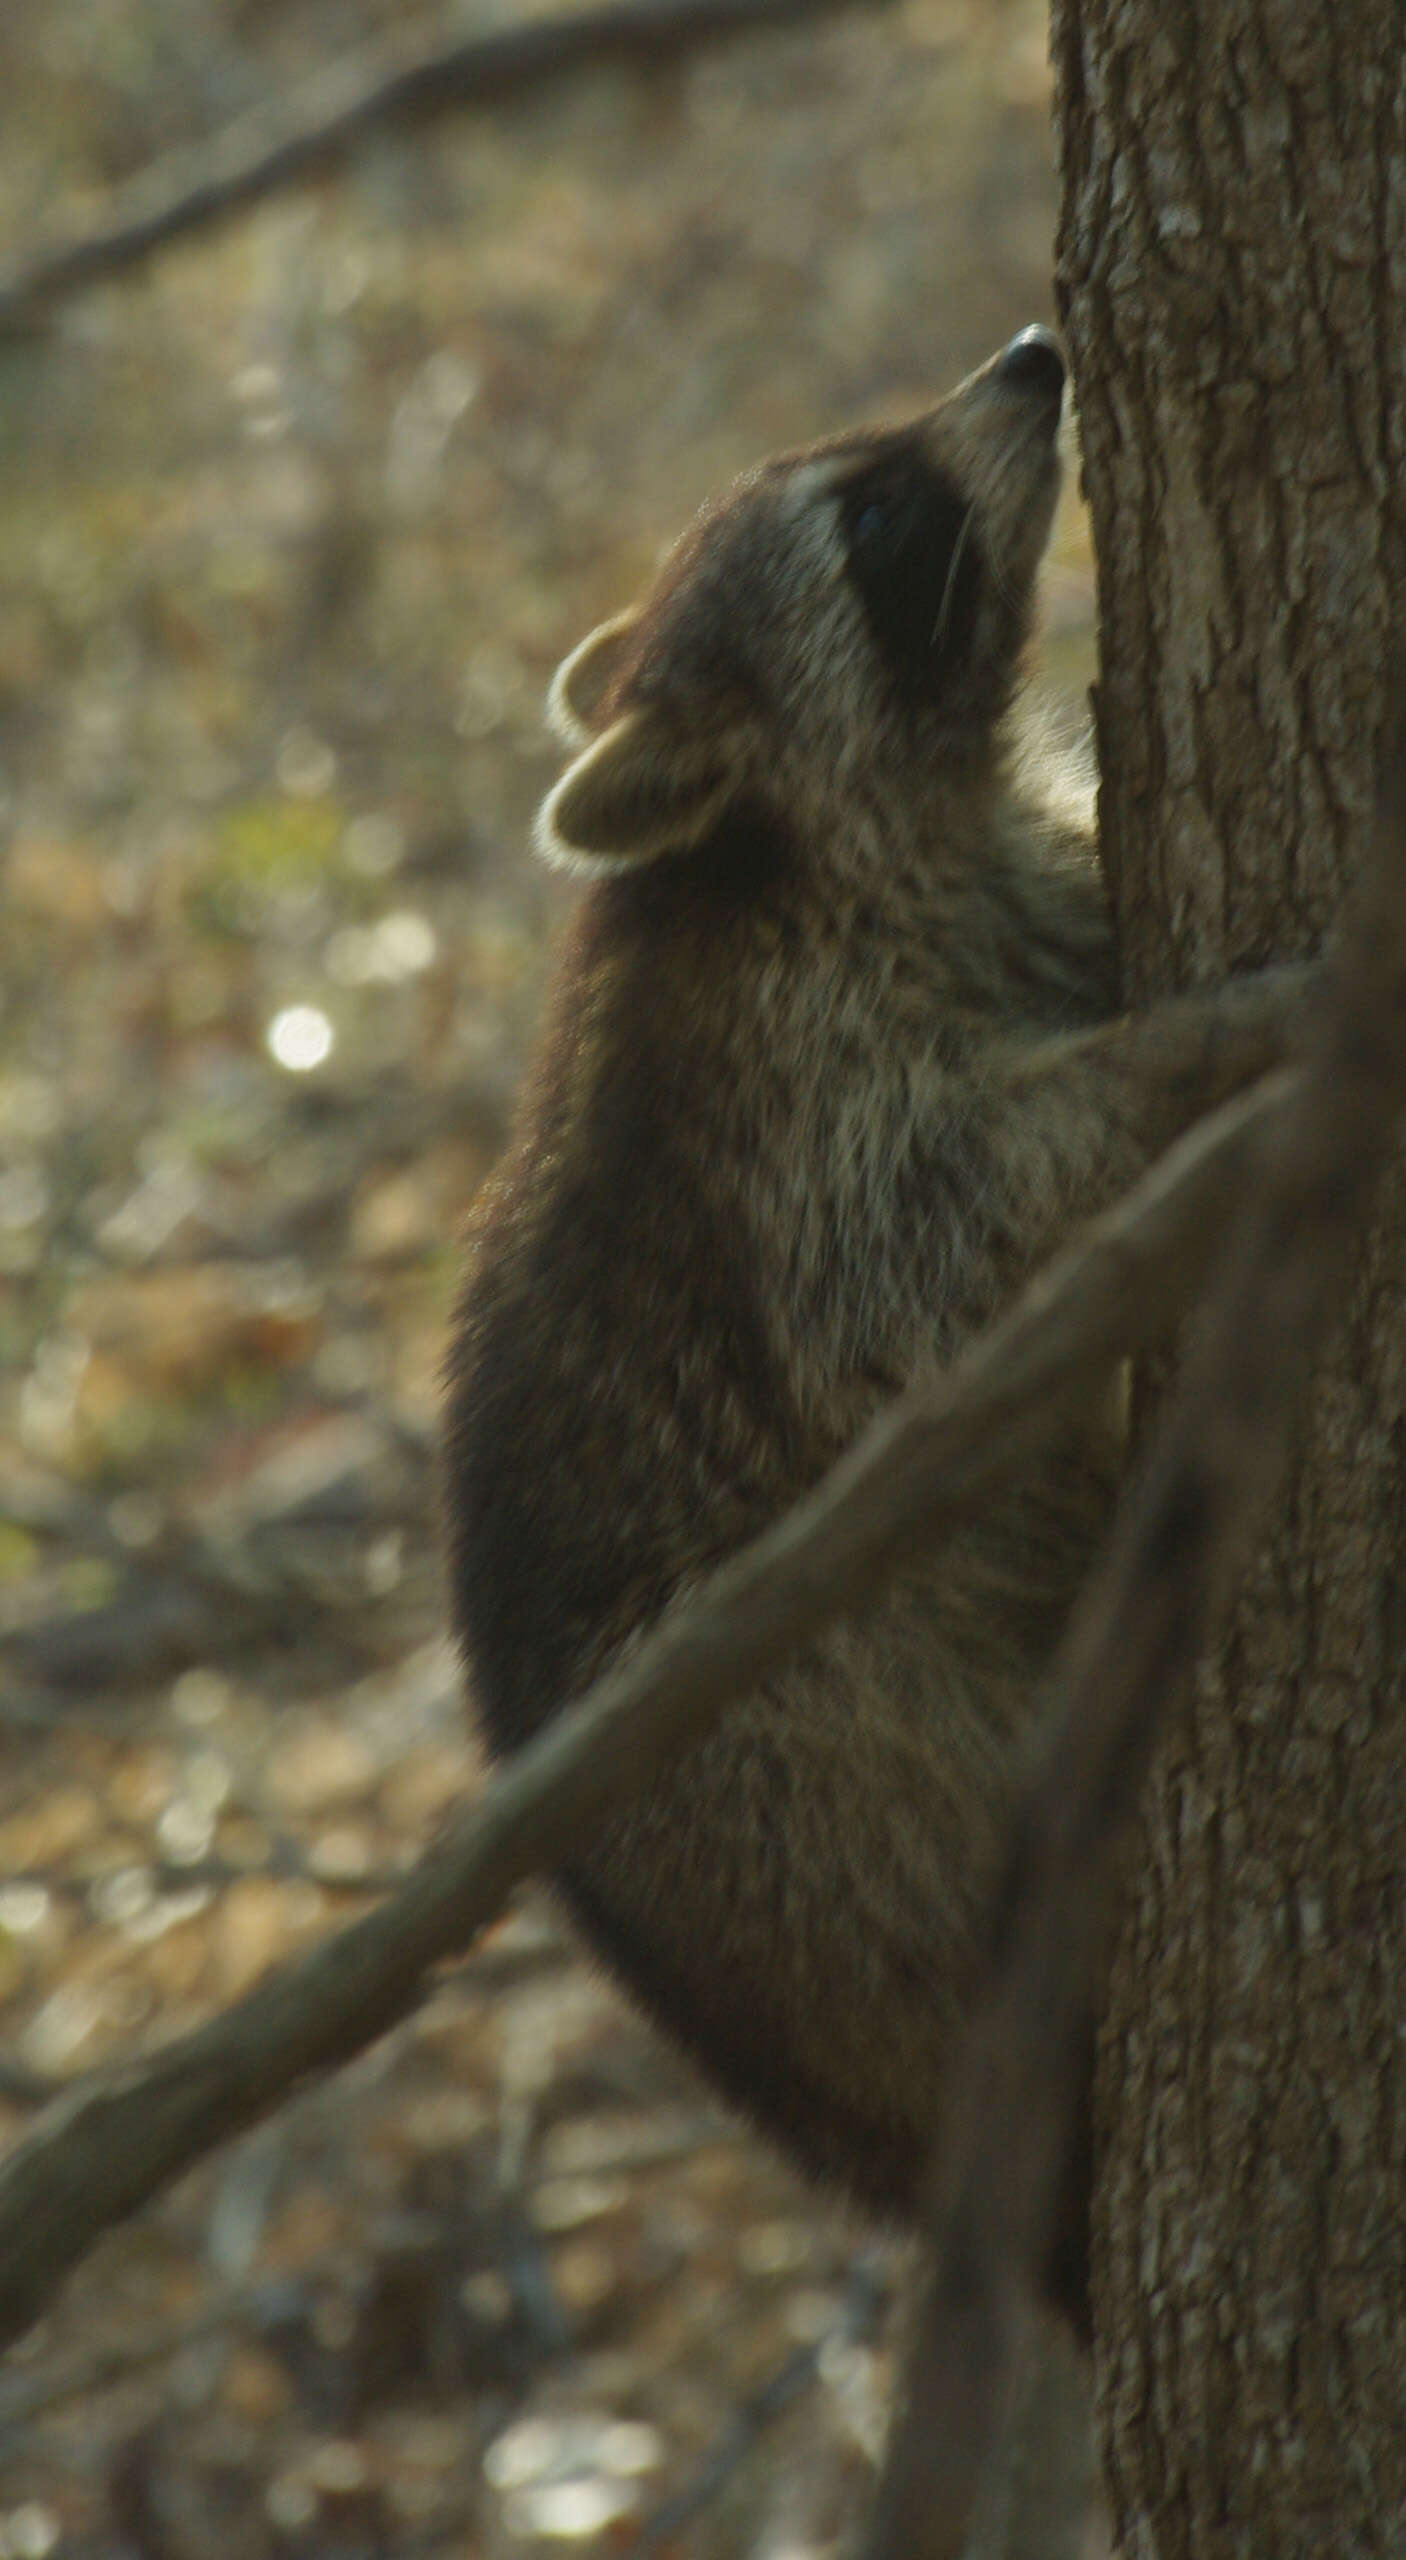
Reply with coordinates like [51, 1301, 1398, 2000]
[0, 4, 1094, 2553]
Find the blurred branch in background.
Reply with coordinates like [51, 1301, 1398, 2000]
[0, 0, 893, 338]
[865, 741, 1406, 2560]
[0, 1046, 1297, 2353]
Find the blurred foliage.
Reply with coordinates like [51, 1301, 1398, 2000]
[0, 3, 1095, 2555]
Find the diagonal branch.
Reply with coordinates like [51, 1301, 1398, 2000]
[0, 0, 890, 338]
[864, 745, 1406, 2560]
[0, 1060, 1292, 2353]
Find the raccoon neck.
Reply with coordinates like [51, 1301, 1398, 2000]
[753, 734, 1116, 1030]
[951, 784, 1118, 1026]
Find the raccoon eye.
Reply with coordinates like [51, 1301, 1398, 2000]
[843, 475, 913, 571]
[851, 498, 891, 549]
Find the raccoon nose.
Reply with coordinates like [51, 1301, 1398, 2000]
[995, 326, 1066, 404]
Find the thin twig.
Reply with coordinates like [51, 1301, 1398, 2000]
[0, 0, 889, 338]
[864, 749, 1406, 2560]
[0, 1061, 1291, 2353]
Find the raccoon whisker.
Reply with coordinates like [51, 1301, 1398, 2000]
[979, 468, 1024, 616]
[985, 536, 1022, 617]
[932, 503, 976, 651]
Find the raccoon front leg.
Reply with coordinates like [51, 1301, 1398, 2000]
[966, 961, 1315, 1307]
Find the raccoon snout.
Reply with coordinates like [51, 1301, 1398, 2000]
[994, 325, 1067, 410]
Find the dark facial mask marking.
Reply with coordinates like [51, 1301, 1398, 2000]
[841, 454, 983, 705]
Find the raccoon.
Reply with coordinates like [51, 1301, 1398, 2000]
[444, 330, 1296, 2316]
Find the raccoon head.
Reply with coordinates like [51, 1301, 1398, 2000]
[536, 327, 1067, 875]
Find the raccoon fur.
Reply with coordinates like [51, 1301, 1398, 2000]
[444, 329, 1297, 2317]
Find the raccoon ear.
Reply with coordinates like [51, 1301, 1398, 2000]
[535, 709, 734, 873]
[545, 611, 643, 746]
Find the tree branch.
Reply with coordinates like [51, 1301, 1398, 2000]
[0, 1059, 1292, 2353]
[865, 746, 1406, 2560]
[0, 0, 889, 339]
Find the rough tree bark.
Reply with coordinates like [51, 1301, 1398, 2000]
[1051, 7, 1406, 2555]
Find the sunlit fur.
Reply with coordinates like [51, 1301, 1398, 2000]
[445, 341, 1291, 2318]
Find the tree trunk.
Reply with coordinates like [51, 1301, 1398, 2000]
[1050, 7, 1406, 2555]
